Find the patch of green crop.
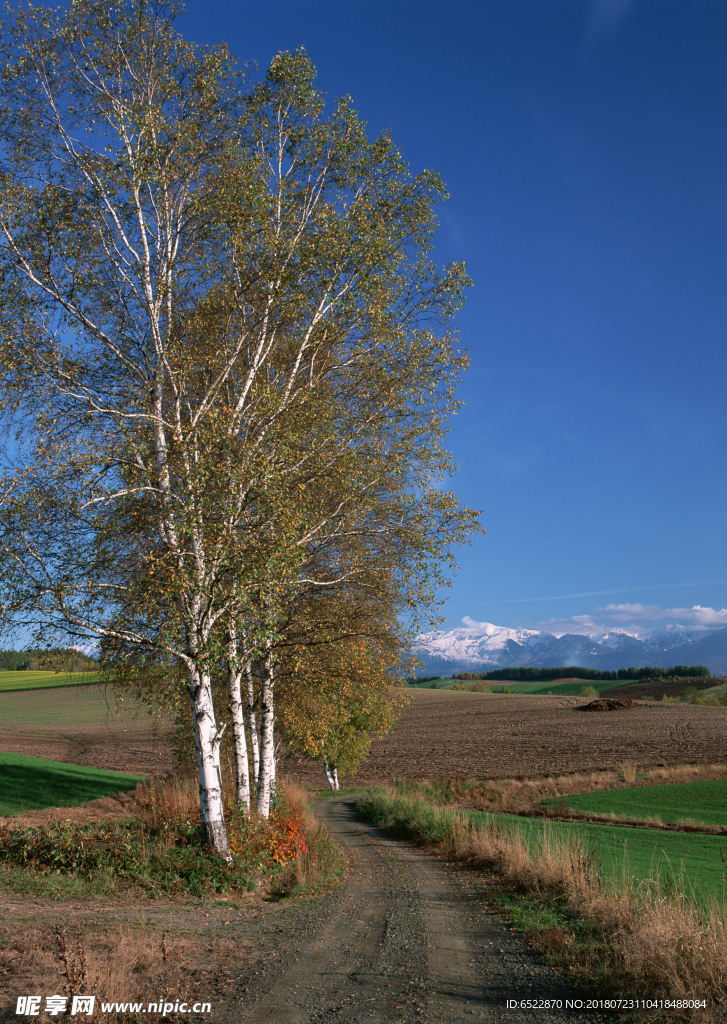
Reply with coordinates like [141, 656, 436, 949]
[0, 670, 100, 693]
[403, 678, 640, 694]
[519, 679, 636, 696]
[543, 779, 727, 828]
[0, 683, 169, 728]
[0, 751, 146, 815]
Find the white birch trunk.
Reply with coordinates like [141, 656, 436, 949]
[256, 653, 276, 819]
[323, 758, 339, 791]
[188, 666, 231, 861]
[227, 659, 251, 812]
[245, 660, 261, 789]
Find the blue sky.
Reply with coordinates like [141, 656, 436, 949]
[178, 0, 727, 637]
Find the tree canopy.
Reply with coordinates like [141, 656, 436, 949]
[0, 0, 480, 854]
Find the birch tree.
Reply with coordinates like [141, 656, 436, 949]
[0, 1, 478, 848]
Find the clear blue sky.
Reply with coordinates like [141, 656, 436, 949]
[179, 0, 727, 636]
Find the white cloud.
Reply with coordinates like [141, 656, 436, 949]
[597, 603, 727, 627]
[461, 617, 499, 635]
[510, 603, 727, 638]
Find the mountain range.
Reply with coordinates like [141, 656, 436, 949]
[412, 622, 727, 676]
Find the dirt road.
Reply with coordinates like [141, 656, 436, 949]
[232, 797, 596, 1023]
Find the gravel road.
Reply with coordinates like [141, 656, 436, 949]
[232, 796, 597, 1023]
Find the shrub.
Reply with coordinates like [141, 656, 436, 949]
[0, 780, 308, 896]
[580, 685, 598, 698]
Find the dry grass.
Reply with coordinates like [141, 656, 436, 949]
[452, 680, 491, 692]
[454, 816, 727, 1016]
[0, 920, 239, 1022]
[134, 773, 199, 830]
[269, 780, 346, 895]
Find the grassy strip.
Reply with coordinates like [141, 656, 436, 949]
[402, 764, 727, 816]
[412, 677, 640, 695]
[277, 782, 347, 897]
[0, 752, 146, 815]
[357, 785, 726, 1021]
[543, 779, 727, 829]
[524, 679, 632, 696]
[0, 670, 100, 692]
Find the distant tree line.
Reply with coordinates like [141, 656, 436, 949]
[452, 664, 711, 682]
[0, 648, 97, 672]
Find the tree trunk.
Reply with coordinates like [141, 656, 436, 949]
[323, 758, 339, 791]
[245, 660, 261, 789]
[188, 667, 231, 862]
[227, 657, 251, 812]
[256, 653, 276, 819]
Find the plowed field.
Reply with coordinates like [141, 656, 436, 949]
[282, 689, 727, 785]
[0, 684, 175, 778]
[4, 686, 725, 788]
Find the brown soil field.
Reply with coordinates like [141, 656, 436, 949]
[0, 726, 175, 778]
[5, 685, 727, 791]
[283, 689, 727, 786]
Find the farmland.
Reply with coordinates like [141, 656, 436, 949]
[411, 674, 724, 698]
[0, 670, 100, 693]
[4, 683, 727, 793]
[543, 778, 727, 827]
[2, 676, 727, 1018]
[482, 810, 727, 908]
[0, 684, 175, 779]
[413, 675, 639, 695]
[283, 688, 727, 785]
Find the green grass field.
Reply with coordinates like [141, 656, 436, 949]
[0, 670, 100, 693]
[543, 779, 727, 828]
[0, 684, 170, 729]
[471, 810, 727, 908]
[0, 751, 146, 815]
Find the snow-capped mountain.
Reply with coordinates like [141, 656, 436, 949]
[412, 622, 727, 675]
[70, 643, 99, 659]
